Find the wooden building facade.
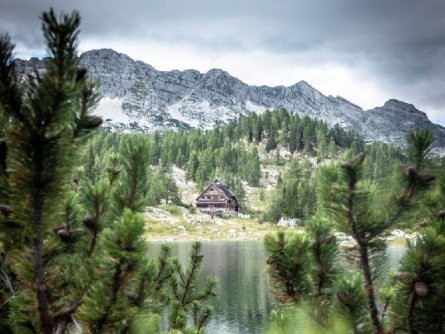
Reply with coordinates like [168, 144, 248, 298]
[196, 180, 239, 213]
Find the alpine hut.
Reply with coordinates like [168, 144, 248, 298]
[196, 179, 239, 214]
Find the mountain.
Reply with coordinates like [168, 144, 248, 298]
[13, 48, 445, 150]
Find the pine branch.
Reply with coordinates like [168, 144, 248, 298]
[0, 35, 30, 129]
[342, 154, 384, 334]
[0, 267, 15, 295]
[407, 291, 417, 334]
[0, 8, 103, 333]
[181, 249, 201, 307]
[194, 304, 212, 334]
[358, 243, 383, 334]
[155, 245, 173, 293]
[93, 257, 124, 334]
[192, 287, 217, 303]
[128, 155, 139, 210]
[32, 175, 53, 334]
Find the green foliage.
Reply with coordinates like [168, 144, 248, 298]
[147, 167, 181, 206]
[0, 9, 215, 334]
[265, 215, 339, 307]
[77, 209, 149, 333]
[265, 304, 352, 334]
[388, 216, 445, 333]
[332, 273, 370, 332]
[265, 232, 314, 303]
[0, 9, 102, 333]
[128, 312, 161, 334]
[314, 130, 435, 333]
[114, 136, 149, 214]
[306, 215, 339, 297]
[267, 129, 444, 334]
[169, 242, 217, 333]
[264, 159, 316, 222]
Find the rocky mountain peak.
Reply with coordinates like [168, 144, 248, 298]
[294, 80, 311, 88]
[382, 99, 427, 116]
[13, 49, 445, 150]
[205, 68, 229, 77]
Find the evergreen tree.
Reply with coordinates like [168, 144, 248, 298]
[265, 232, 313, 303]
[385, 171, 445, 332]
[316, 130, 435, 333]
[265, 215, 339, 303]
[0, 9, 214, 334]
[169, 242, 217, 333]
[245, 148, 261, 186]
[327, 137, 337, 159]
[266, 130, 441, 334]
[0, 9, 103, 333]
[232, 177, 246, 212]
[265, 134, 278, 153]
[114, 136, 149, 214]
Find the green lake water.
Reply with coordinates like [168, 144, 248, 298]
[149, 240, 406, 334]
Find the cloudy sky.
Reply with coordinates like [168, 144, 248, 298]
[1, 0, 444, 125]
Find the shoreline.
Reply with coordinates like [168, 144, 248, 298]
[144, 233, 412, 245]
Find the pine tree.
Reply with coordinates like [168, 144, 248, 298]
[265, 231, 313, 303]
[265, 215, 338, 303]
[169, 242, 216, 333]
[114, 136, 149, 214]
[0, 9, 102, 333]
[246, 148, 261, 186]
[317, 130, 435, 333]
[265, 134, 278, 153]
[266, 130, 440, 334]
[0, 9, 216, 334]
[385, 172, 445, 332]
[327, 137, 337, 159]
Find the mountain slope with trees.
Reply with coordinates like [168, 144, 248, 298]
[3, 8, 445, 334]
[14, 49, 445, 150]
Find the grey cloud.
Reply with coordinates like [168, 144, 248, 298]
[0, 0, 444, 123]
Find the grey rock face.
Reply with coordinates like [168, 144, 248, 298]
[14, 48, 445, 149]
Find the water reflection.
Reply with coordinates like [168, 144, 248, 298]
[149, 240, 276, 334]
[149, 240, 406, 334]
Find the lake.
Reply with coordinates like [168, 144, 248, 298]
[149, 240, 406, 334]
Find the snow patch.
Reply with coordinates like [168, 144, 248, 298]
[93, 97, 156, 132]
[167, 102, 201, 128]
[167, 100, 239, 130]
[93, 97, 129, 124]
[245, 100, 268, 114]
[431, 147, 445, 157]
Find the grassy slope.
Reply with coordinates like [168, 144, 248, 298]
[143, 205, 301, 241]
[145, 146, 295, 240]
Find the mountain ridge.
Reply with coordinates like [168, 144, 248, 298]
[13, 48, 445, 151]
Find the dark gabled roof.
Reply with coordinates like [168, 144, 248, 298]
[214, 180, 237, 198]
[196, 179, 237, 201]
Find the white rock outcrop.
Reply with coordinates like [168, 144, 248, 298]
[14, 49, 445, 149]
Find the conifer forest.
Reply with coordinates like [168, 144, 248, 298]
[1, 9, 445, 334]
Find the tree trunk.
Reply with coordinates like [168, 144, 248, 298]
[32, 191, 53, 334]
[358, 242, 383, 334]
